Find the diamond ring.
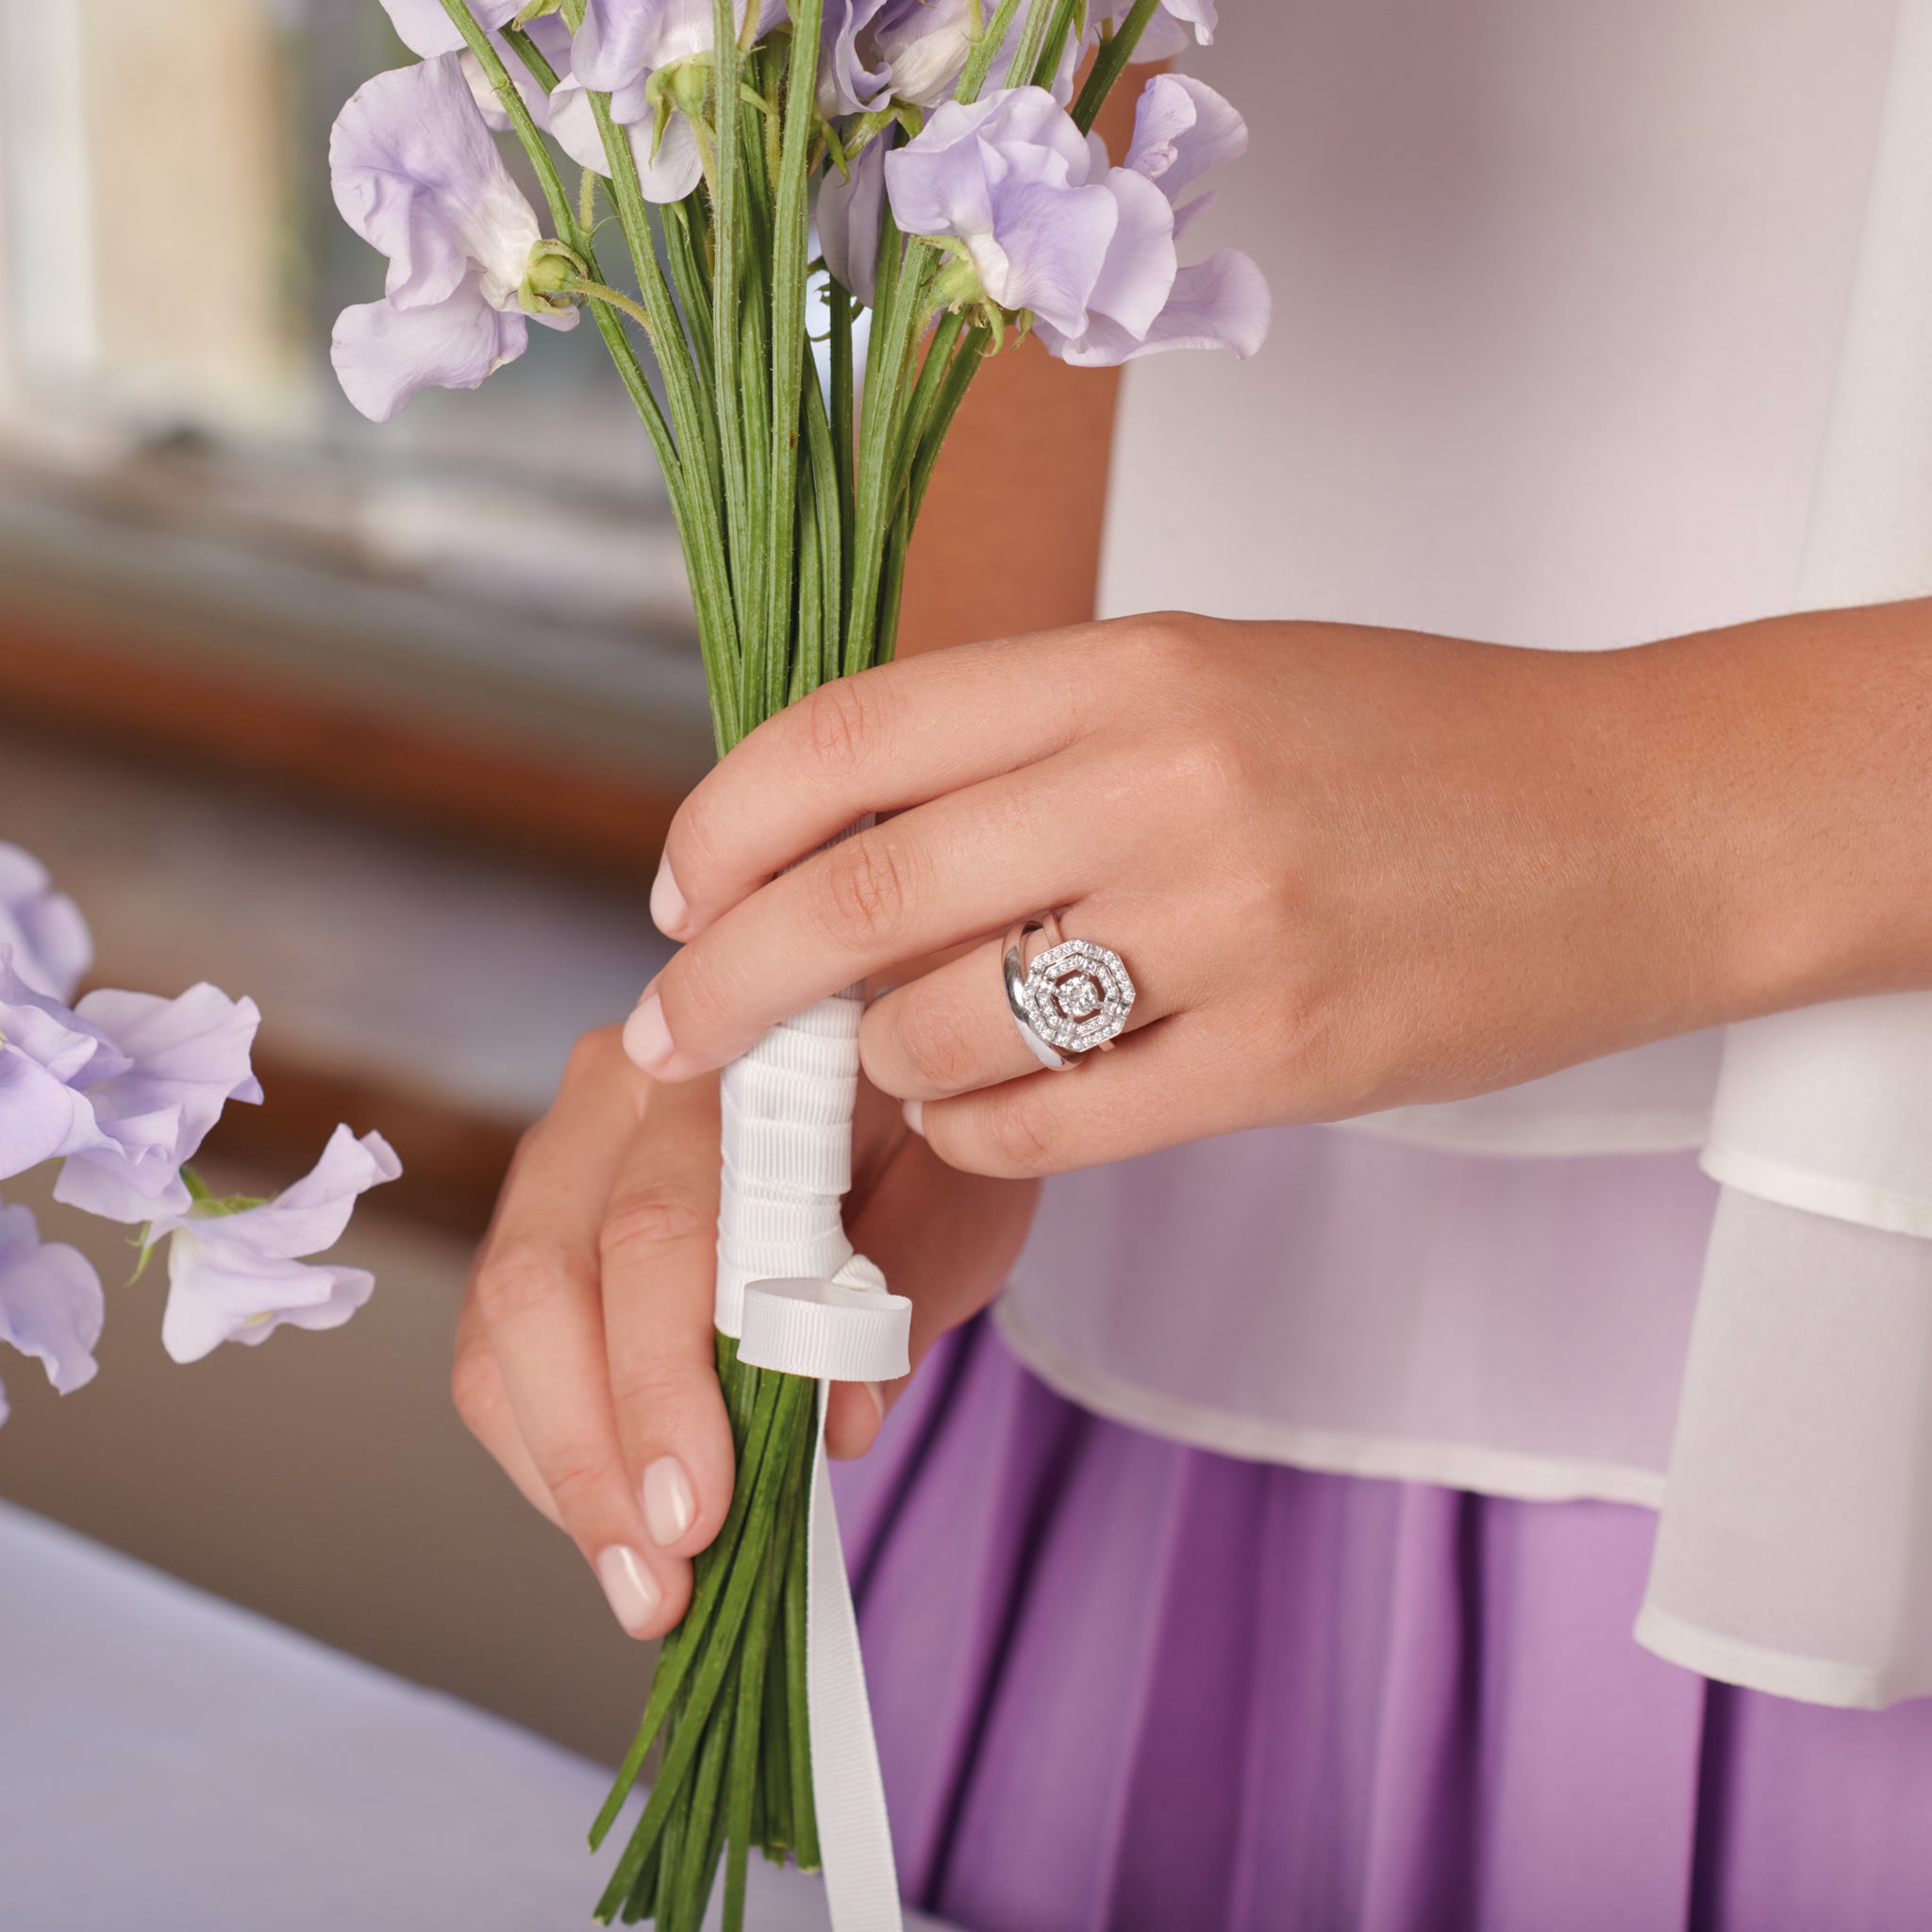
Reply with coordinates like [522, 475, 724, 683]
[1003, 914, 1137, 1072]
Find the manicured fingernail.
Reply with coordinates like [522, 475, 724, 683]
[902, 1098, 924, 1138]
[649, 856, 690, 940]
[623, 991, 675, 1074]
[595, 1545, 662, 1636]
[641, 1457, 696, 1547]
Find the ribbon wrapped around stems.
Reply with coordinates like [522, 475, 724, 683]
[718, 980, 912, 1932]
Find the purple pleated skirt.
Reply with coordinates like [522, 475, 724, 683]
[834, 1316, 1932, 1932]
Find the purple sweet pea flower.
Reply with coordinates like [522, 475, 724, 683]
[886, 87, 1173, 337]
[378, 0, 523, 58]
[153, 1127, 403, 1365]
[850, 0, 1077, 110]
[1037, 74, 1269, 366]
[0, 958, 126, 1182]
[1089, 0, 1216, 62]
[551, 0, 784, 201]
[54, 985, 263, 1224]
[0, 844, 91, 1003]
[330, 56, 576, 423]
[0, 1202, 104, 1424]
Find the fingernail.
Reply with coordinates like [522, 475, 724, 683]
[595, 1545, 663, 1637]
[623, 991, 675, 1075]
[864, 1380, 885, 1421]
[641, 1456, 696, 1547]
[902, 1098, 924, 1138]
[650, 856, 690, 940]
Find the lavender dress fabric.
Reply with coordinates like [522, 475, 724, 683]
[836, 1312, 1932, 1930]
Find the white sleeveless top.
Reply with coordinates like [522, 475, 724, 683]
[997, 0, 1932, 1707]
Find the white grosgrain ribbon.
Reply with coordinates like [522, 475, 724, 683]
[715, 977, 911, 1932]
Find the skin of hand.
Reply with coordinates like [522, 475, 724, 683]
[624, 597, 1932, 1177]
[454, 1024, 1037, 1638]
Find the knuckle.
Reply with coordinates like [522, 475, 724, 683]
[473, 1232, 598, 1330]
[608, 1358, 688, 1433]
[541, 1453, 610, 1520]
[893, 995, 981, 1091]
[560, 1025, 622, 1091]
[599, 1191, 714, 1271]
[811, 833, 914, 952]
[798, 674, 889, 773]
[978, 1094, 1056, 1177]
[449, 1341, 504, 1435]
[666, 940, 737, 1036]
[1124, 613, 1202, 687]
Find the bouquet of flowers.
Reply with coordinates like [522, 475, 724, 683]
[0, 842, 399, 1425]
[330, 2, 1264, 1925]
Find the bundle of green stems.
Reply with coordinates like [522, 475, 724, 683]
[440, 0, 1159, 1922]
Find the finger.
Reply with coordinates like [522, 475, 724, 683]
[451, 1287, 565, 1531]
[628, 752, 1123, 1080]
[653, 626, 1114, 942]
[859, 902, 1180, 1103]
[825, 1135, 1040, 1460]
[470, 1028, 688, 1639]
[599, 1073, 737, 1564]
[910, 1008, 1259, 1178]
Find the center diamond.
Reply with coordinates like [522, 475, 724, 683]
[1054, 973, 1105, 1021]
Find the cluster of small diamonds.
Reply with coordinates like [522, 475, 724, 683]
[1023, 939, 1135, 1053]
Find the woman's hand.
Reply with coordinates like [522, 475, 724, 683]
[452, 1025, 1037, 1640]
[619, 610, 1797, 1174]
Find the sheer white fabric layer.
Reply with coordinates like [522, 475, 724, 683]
[1024, 0, 1932, 1707]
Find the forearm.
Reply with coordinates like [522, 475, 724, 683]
[1602, 597, 1932, 1029]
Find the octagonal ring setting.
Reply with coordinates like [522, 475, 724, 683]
[1003, 914, 1137, 1073]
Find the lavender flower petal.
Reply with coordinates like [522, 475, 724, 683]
[0, 958, 124, 1180]
[329, 56, 571, 420]
[155, 1126, 403, 1364]
[1125, 73, 1246, 208]
[0, 843, 91, 1003]
[818, 133, 889, 305]
[574, 0, 787, 93]
[549, 79, 704, 201]
[332, 287, 532, 423]
[379, 0, 523, 58]
[1039, 245, 1270, 366]
[54, 985, 264, 1224]
[0, 1202, 104, 1405]
[818, 0, 893, 115]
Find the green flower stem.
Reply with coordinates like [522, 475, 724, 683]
[1002, 0, 1065, 101]
[761, 0, 824, 724]
[1073, 0, 1160, 133]
[589, 1360, 785, 1855]
[1027, 0, 1084, 89]
[708, 0, 761, 734]
[955, 0, 1027, 103]
[828, 282, 858, 619]
[590, 82, 744, 747]
[593, 1374, 810, 1918]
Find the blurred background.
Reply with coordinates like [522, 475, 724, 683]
[0, 0, 710, 1762]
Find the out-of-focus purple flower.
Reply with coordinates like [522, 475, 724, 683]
[0, 1202, 104, 1424]
[1039, 75, 1269, 366]
[54, 986, 263, 1224]
[818, 133, 890, 303]
[378, 0, 523, 58]
[1090, 0, 1216, 62]
[0, 845, 91, 1004]
[153, 1127, 402, 1365]
[330, 56, 575, 423]
[0, 958, 125, 1182]
[887, 87, 1172, 337]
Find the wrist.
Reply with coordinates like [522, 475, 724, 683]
[1607, 603, 1932, 1031]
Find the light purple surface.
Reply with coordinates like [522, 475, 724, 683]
[838, 1317, 1932, 1930]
